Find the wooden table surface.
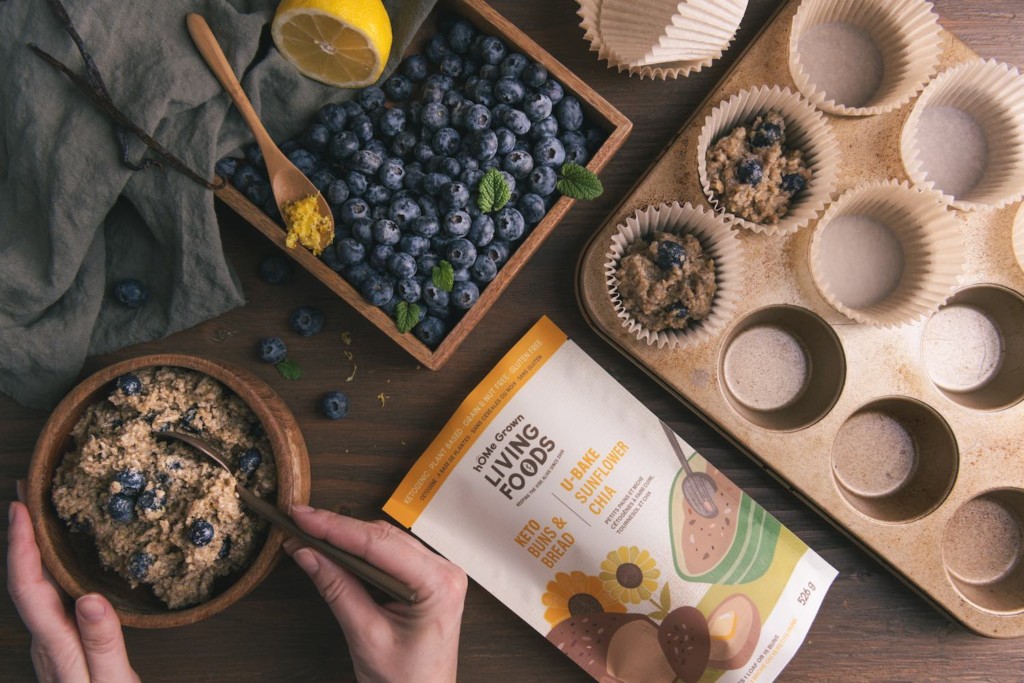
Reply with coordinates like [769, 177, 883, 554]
[3, 1, 1023, 680]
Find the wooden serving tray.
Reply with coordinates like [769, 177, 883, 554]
[215, 0, 630, 370]
[576, 0, 1024, 638]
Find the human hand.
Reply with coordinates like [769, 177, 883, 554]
[284, 506, 467, 683]
[7, 483, 140, 683]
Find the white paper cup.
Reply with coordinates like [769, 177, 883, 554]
[809, 179, 964, 327]
[901, 59, 1024, 212]
[697, 86, 840, 235]
[788, 0, 942, 117]
[605, 202, 744, 349]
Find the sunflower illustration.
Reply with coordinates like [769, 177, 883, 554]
[542, 570, 626, 626]
[599, 546, 660, 604]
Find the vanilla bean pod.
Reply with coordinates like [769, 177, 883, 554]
[29, 44, 224, 190]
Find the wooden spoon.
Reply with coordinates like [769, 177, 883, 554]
[186, 13, 333, 252]
[157, 430, 418, 604]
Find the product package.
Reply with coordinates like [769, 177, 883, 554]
[386, 317, 836, 682]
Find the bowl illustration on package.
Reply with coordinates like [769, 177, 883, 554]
[670, 459, 780, 583]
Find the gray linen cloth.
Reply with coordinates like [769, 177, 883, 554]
[0, 0, 434, 409]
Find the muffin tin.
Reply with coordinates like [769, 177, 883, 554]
[215, 0, 630, 370]
[577, 0, 1024, 637]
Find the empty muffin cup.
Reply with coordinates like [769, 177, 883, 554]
[943, 489, 1024, 613]
[606, 201, 744, 349]
[1014, 204, 1024, 274]
[922, 284, 1024, 411]
[831, 397, 958, 523]
[809, 179, 964, 327]
[901, 59, 1024, 211]
[576, 0, 727, 80]
[788, 0, 942, 116]
[718, 305, 845, 431]
[697, 85, 840, 235]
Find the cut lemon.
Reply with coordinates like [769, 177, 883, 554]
[271, 0, 392, 88]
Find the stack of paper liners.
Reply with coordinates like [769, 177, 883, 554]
[1015, 204, 1024, 274]
[576, 0, 747, 80]
[383, 316, 837, 683]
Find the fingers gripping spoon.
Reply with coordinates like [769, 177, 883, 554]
[186, 13, 334, 253]
[660, 420, 719, 518]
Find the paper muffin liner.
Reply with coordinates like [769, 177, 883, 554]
[901, 59, 1024, 212]
[696, 85, 840, 235]
[788, 0, 942, 117]
[1014, 203, 1024, 274]
[596, 0, 747, 66]
[576, 0, 730, 80]
[809, 179, 964, 327]
[605, 201, 745, 349]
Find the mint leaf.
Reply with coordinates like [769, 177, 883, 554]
[432, 260, 455, 292]
[557, 162, 603, 200]
[395, 301, 420, 334]
[477, 167, 511, 213]
[275, 358, 302, 380]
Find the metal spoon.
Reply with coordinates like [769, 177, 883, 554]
[156, 430, 417, 604]
[186, 13, 334, 252]
[660, 420, 719, 518]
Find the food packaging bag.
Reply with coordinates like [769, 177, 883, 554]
[386, 316, 836, 683]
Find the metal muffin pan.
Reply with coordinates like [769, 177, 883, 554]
[577, 0, 1024, 637]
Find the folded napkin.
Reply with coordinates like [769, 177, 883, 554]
[0, 0, 434, 409]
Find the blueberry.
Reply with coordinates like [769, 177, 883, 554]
[656, 241, 687, 270]
[451, 281, 480, 310]
[318, 102, 348, 132]
[303, 124, 331, 152]
[239, 448, 262, 474]
[494, 128, 517, 156]
[530, 136, 565, 168]
[751, 122, 782, 148]
[501, 109, 531, 136]
[537, 79, 564, 105]
[386, 197, 419, 227]
[344, 262, 375, 288]
[321, 390, 350, 420]
[361, 275, 394, 307]
[364, 184, 391, 207]
[321, 246, 344, 272]
[414, 316, 447, 347]
[447, 20, 476, 54]
[396, 277, 422, 303]
[404, 168, 427, 193]
[499, 53, 528, 79]
[350, 114, 375, 143]
[218, 537, 232, 560]
[383, 74, 414, 102]
[414, 140, 437, 165]
[461, 168, 484, 189]
[477, 63, 498, 81]
[231, 163, 261, 192]
[477, 35, 507, 65]
[373, 219, 401, 245]
[470, 255, 498, 284]
[522, 62, 548, 88]
[340, 198, 370, 224]
[439, 52, 463, 78]
[560, 130, 586, 148]
[423, 172, 452, 196]
[409, 215, 440, 239]
[417, 253, 440, 275]
[468, 214, 495, 247]
[494, 77, 525, 105]
[378, 158, 406, 191]
[258, 336, 288, 363]
[498, 171, 518, 196]
[440, 182, 471, 212]
[358, 86, 385, 111]
[442, 210, 470, 237]
[484, 240, 511, 265]
[503, 150, 534, 180]
[423, 282, 450, 310]
[433, 128, 461, 156]
[518, 193, 546, 225]
[418, 195, 440, 219]
[290, 307, 325, 337]
[337, 237, 366, 265]
[128, 552, 154, 579]
[351, 218, 374, 245]
[468, 79, 496, 107]
[113, 279, 148, 308]
[365, 139, 388, 157]
[350, 149, 382, 176]
[310, 171, 334, 194]
[462, 104, 490, 132]
[107, 494, 135, 524]
[422, 81, 446, 104]
[286, 148, 317, 176]
[215, 157, 237, 180]
[379, 107, 407, 137]
[401, 54, 429, 82]
[425, 33, 449, 64]
[438, 156, 462, 178]
[180, 405, 201, 433]
[495, 207, 526, 241]
[556, 96, 584, 131]
[345, 171, 369, 197]
[736, 158, 763, 185]
[528, 166, 558, 196]
[522, 92, 552, 122]
[446, 238, 477, 268]
[425, 73, 454, 93]
[137, 489, 164, 511]
[279, 140, 302, 156]
[563, 143, 589, 166]
[390, 130, 418, 158]
[188, 519, 215, 547]
[342, 101, 364, 118]
[781, 173, 806, 194]
[388, 252, 417, 279]
[115, 373, 142, 396]
[114, 469, 145, 496]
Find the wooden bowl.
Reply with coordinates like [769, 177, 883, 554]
[26, 354, 310, 628]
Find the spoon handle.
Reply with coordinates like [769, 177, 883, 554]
[185, 14, 277, 160]
[660, 419, 695, 475]
[236, 486, 419, 604]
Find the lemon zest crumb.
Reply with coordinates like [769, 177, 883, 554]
[282, 195, 332, 256]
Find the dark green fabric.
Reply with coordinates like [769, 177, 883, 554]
[0, 0, 435, 409]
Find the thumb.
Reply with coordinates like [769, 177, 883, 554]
[292, 547, 385, 637]
[74, 594, 139, 683]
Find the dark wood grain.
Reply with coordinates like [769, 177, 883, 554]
[3, 0, 1024, 680]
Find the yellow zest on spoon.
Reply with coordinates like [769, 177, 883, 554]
[283, 195, 333, 256]
[271, 0, 393, 88]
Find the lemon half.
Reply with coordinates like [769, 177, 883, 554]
[272, 0, 393, 88]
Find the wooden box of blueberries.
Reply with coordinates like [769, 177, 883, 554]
[578, 0, 1024, 638]
[216, 0, 630, 369]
